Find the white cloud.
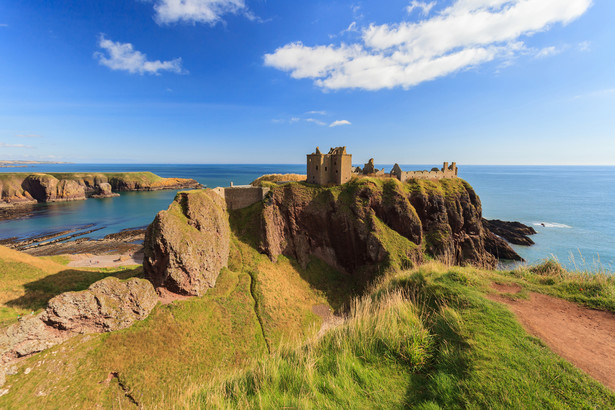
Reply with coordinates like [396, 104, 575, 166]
[16, 134, 42, 138]
[329, 120, 351, 127]
[572, 88, 615, 100]
[341, 21, 358, 35]
[0, 24, 8, 27]
[306, 110, 327, 115]
[152, 0, 248, 25]
[0, 143, 32, 148]
[535, 46, 562, 58]
[94, 34, 184, 75]
[306, 118, 326, 126]
[265, 0, 592, 91]
[578, 40, 591, 52]
[406, 1, 436, 16]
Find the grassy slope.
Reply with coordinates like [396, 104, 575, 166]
[0, 202, 345, 407]
[188, 262, 615, 408]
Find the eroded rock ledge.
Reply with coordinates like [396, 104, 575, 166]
[482, 219, 537, 246]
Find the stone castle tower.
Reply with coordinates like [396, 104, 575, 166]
[307, 146, 352, 185]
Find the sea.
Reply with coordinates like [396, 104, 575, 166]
[1, 164, 614, 272]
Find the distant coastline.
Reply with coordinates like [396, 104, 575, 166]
[0, 160, 72, 168]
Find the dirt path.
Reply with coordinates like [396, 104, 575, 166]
[489, 284, 615, 391]
[313, 304, 344, 338]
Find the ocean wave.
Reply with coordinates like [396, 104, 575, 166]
[533, 222, 572, 229]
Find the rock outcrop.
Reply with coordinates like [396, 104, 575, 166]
[41, 277, 157, 333]
[143, 189, 231, 296]
[260, 182, 423, 279]
[482, 219, 537, 246]
[0, 277, 157, 386]
[483, 230, 524, 261]
[21, 174, 86, 203]
[142, 177, 519, 295]
[260, 178, 519, 273]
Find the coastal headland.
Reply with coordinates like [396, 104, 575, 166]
[0, 171, 201, 217]
[0, 165, 613, 407]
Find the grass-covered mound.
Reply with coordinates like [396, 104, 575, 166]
[251, 173, 306, 187]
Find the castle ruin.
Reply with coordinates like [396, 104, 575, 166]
[307, 146, 352, 185]
[307, 147, 458, 185]
[390, 162, 458, 181]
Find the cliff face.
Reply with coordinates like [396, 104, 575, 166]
[260, 181, 424, 279]
[141, 177, 519, 297]
[0, 172, 200, 206]
[259, 178, 517, 274]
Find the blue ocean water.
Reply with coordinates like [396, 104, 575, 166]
[1, 164, 613, 271]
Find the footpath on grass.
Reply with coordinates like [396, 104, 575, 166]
[489, 283, 615, 391]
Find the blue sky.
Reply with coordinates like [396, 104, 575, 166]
[0, 0, 613, 164]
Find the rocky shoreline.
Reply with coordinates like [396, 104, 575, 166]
[1, 227, 146, 258]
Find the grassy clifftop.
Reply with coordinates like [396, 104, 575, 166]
[0, 171, 200, 205]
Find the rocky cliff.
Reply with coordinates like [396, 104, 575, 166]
[142, 177, 519, 299]
[259, 178, 517, 276]
[0, 172, 200, 207]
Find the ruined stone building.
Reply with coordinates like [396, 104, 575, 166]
[307, 147, 352, 185]
[390, 162, 458, 181]
[355, 158, 385, 176]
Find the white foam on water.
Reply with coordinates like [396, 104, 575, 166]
[533, 222, 572, 229]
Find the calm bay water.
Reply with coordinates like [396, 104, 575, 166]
[1, 164, 614, 271]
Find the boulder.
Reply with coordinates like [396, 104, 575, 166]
[143, 189, 230, 296]
[41, 277, 158, 333]
[90, 182, 119, 198]
[0, 277, 157, 386]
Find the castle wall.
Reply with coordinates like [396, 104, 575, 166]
[394, 162, 458, 182]
[212, 186, 270, 210]
[307, 154, 328, 185]
[337, 154, 352, 184]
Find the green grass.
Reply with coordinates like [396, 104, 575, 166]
[491, 259, 615, 313]
[0, 246, 140, 327]
[0, 205, 344, 407]
[188, 262, 615, 408]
